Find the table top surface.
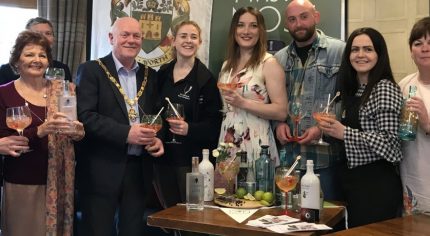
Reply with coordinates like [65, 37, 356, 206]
[326, 214, 430, 236]
[147, 204, 345, 236]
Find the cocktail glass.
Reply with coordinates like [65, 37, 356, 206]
[165, 103, 184, 144]
[275, 166, 300, 215]
[311, 101, 335, 146]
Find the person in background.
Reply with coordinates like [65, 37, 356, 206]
[0, 30, 84, 236]
[399, 16, 430, 215]
[0, 17, 72, 84]
[75, 17, 163, 236]
[154, 21, 222, 208]
[274, 0, 345, 201]
[218, 6, 287, 163]
[318, 27, 403, 227]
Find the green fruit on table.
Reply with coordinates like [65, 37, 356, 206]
[243, 193, 256, 201]
[253, 190, 264, 201]
[236, 187, 247, 199]
[262, 192, 274, 203]
[260, 200, 271, 206]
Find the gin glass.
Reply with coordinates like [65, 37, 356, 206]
[45, 67, 65, 80]
[6, 106, 32, 136]
[217, 74, 239, 113]
[141, 114, 162, 133]
[287, 99, 305, 142]
[312, 101, 335, 146]
[165, 103, 184, 144]
[275, 167, 300, 215]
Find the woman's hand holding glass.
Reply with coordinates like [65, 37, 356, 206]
[318, 116, 345, 140]
[311, 100, 336, 146]
[0, 136, 29, 157]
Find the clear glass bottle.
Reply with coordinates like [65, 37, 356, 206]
[186, 156, 204, 211]
[245, 156, 256, 194]
[58, 80, 77, 122]
[399, 85, 418, 141]
[275, 147, 287, 207]
[300, 160, 320, 222]
[255, 145, 274, 192]
[237, 151, 248, 190]
[198, 149, 214, 202]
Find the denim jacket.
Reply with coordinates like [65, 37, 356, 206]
[274, 30, 345, 169]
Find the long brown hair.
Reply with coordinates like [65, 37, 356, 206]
[221, 6, 267, 74]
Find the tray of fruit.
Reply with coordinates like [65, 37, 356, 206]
[213, 188, 274, 209]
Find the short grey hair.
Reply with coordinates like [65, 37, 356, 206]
[25, 17, 54, 31]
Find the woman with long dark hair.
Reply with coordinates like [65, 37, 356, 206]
[317, 28, 403, 227]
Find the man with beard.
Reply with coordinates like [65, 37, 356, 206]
[274, 0, 345, 201]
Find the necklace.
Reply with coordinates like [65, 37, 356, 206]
[25, 101, 47, 122]
[96, 59, 148, 122]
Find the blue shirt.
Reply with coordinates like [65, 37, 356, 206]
[112, 54, 142, 156]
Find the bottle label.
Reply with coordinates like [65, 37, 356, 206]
[300, 208, 320, 222]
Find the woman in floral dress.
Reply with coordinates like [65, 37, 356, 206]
[218, 7, 287, 163]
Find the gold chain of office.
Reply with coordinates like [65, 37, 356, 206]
[96, 59, 148, 122]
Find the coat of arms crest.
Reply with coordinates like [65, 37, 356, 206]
[110, 0, 190, 67]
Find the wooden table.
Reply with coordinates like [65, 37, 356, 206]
[327, 214, 430, 236]
[147, 205, 345, 236]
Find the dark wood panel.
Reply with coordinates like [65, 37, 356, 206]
[327, 214, 430, 236]
[148, 205, 345, 236]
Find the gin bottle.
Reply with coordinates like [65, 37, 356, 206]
[255, 145, 274, 192]
[186, 156, 204, 211]
[237, 151, 248, 189]
[275, 147, 287, 206]
[300, 160, 320, 222]
[198, 149, 214, 201]
[399, 85, 418, 141]
[58, 80, 77, 121]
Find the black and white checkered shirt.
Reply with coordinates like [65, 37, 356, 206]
[344, 79, 403, 168]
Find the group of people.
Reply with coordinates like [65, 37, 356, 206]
[0, 0, 429, 235]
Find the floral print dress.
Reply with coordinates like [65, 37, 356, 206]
[218, 53, 279, 164]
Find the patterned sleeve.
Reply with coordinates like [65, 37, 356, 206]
[344, 80, 403, 168]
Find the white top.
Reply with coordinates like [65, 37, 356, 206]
[399, 72, 430, 214]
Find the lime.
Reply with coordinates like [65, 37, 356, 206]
[253, 190, 264, 201]
[260, 200, 271, 206]
[236, 187, 247, 199]
[214, 188, 226, 195]
[243, 193, 256, 201]
[262, 192, 274, 203]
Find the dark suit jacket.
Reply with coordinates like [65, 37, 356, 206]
[75, 53, 158, 195]
[0, 60, 72, 84]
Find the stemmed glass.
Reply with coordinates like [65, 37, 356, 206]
[275, 166, 300, 215]
[311, 100, 335, 146]
[165, 103, 184, 144]
[6, 106, 32, 136]
[141, 114, 163, 133]
[45, 67, 65, 80]
[287, 99, 306, 142]
[217, 73, 239, 113]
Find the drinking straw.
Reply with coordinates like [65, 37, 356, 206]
[165, 97, 180, 118]
[324, 91, 341, 113]
[325, 93, 331, 113]
[286, 155, 301, 176]
[149, 107, 164, 125]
